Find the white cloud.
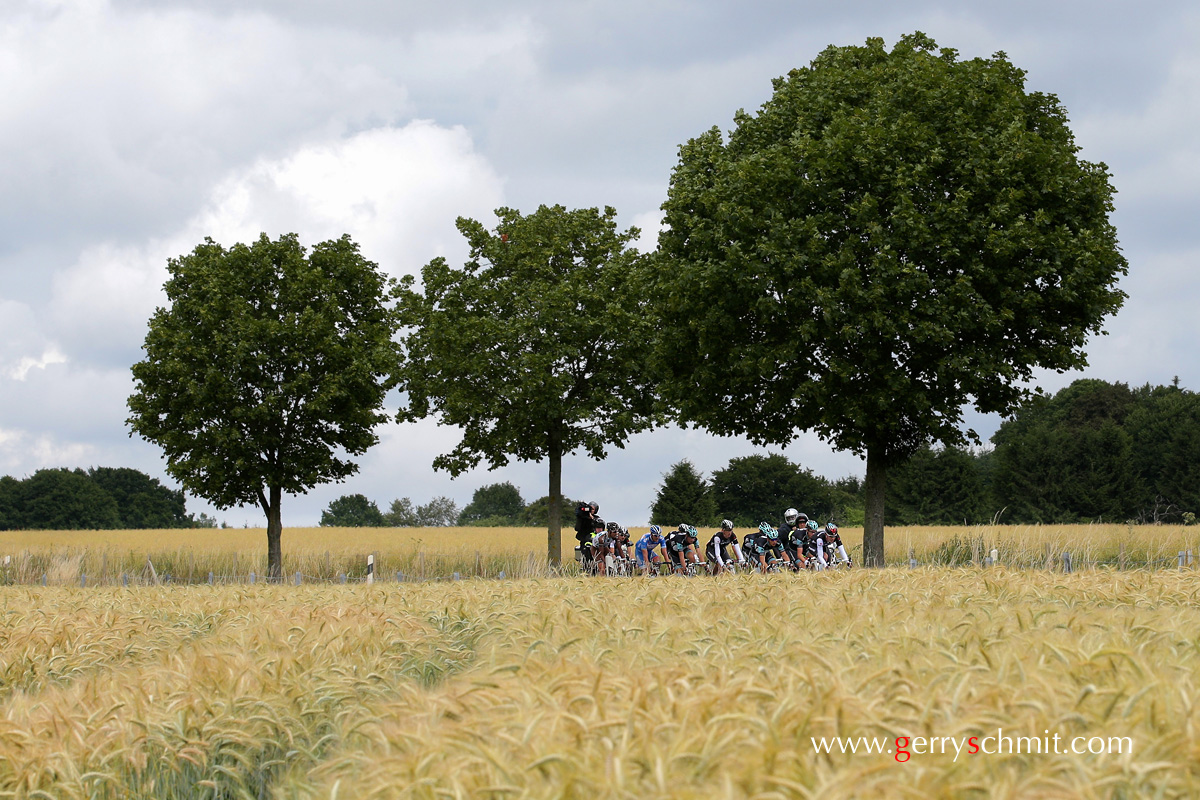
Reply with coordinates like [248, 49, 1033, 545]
[8, 347, 68, 382]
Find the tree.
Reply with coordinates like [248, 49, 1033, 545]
[397, 205, 657, 564]
[709, 453, 835, 527]
[128, 233, 404, 578]
[991, 379, 1143, 523]
[1124, 383, 1200, 521]
[520, 495, 580, 528]
[320, 494, 387, 527]
[649, 460, 716, 527]
[416, 496, 459, 527]
[647, 33, 1126, 565]
[87, 467, 188, 529]
[0, 476, 22, 530]
[14, 468, 121, 530]
[886, 445, 987, 525]
[458, 482, 525, 525]
[383, 497, 419, 527]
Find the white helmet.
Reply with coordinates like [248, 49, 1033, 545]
[784, 508, 799, 525]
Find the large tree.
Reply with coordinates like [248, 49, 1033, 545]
[87, 467, 188, 529]
[648, 33, 1126, 565]
[397, 205, 657, 564]
[709, 453, 835, 528]
[128, 233, 404, 578]
[9, 468, 121, 530]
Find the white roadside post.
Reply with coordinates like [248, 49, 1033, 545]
[367, 553, 375, 585]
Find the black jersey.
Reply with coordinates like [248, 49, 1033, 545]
[779, 524, 806, 550]
[706, 531, 737, 559]
[801, 532, 826, 558]
[665, 531, 695, 554]
[743, 532, 776, 557]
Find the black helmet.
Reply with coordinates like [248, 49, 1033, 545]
[606, 521, 620, 534]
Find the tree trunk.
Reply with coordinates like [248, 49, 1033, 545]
[863, 445, 886, 568]
[266, 484, 283, 580]
[547, 429, 563, 567]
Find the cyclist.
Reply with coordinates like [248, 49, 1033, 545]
[635, 525, 665, 576]
[802, 519, 827, 570]
[779, 519, 807, 570]
[705, 519, 744, 574]
[575, 501, 598, 571]
[593, 521, 624, 576]
[664, 524, 701, 574]
[744, 522, 783, 573]
[824, 522, 851, 567]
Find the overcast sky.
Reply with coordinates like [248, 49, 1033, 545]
[2, 0, 1197, 528]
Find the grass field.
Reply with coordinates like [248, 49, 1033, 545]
[2, 570, 1199, 798]
[2, 524, 1200, 585]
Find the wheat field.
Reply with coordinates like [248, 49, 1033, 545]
[2, 524, 1199, 585]
[2, 570, 1200, 798]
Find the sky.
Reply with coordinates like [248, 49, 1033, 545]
[2, 0, 1198, 528]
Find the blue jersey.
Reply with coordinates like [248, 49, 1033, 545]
[635, 533, 664, 554]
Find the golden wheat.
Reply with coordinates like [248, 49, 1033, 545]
[3, 524, 1199, 585]
[2, 570, 1200, 798]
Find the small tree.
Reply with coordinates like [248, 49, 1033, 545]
[416, 496, 460, 527]
[128, 233, 404, 578]
[458, 482, 525, 525]
[649, 33, 1126, 565]
[521, 495, 580, 528]
[650, 460, 716, 527]
[384, 497, 419, 527]
[397, 205, 657, 563]
[320, 494, 387, 527]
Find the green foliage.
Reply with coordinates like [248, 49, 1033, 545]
[520, 495, 580, 528]
[320, 494, 387, 527]
[127, 233, 404, 575]
[11, 468, 121, 530]
[384, 497, 419, 527]
[415, 496, 459, 527]
[647, 33, 1126, 564]
[397, 205, 658, 561]
[87, 467, 188, 529]
[458, 482, 525, 525]
[991, 379, 1200, 523]
[0, 476, 22, 530]
[887, 446, 987, 525]
[650, 460, 717, 527]
[710, 453, 837, 527]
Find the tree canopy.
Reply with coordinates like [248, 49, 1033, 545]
[646, 33, 1127, 565]
[128, 233, 404, 577]
[0, 466, 191, 530]
[710, 454, 837, 527]
[458, 482, 526, 526]
[649, 460, 717, 527]
[320, 494, 387, 527]
[397, 205, 657, 563]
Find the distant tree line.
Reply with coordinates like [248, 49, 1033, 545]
[650, 455, 863, 528]
[889, 379, 1200, 525]
[650, 379, 1200, 528]
[318, 482, 581, 528]
[0, 467, 197, 530]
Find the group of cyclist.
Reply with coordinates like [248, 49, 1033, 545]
[575, 501, 852, 576]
